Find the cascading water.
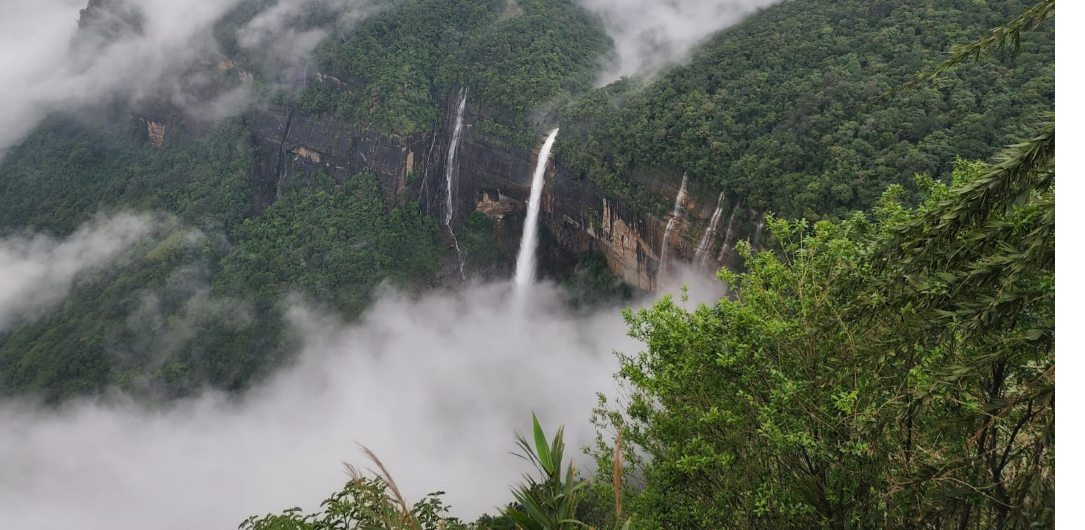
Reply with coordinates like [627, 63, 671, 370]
[513, 128, 560, 287]
[716, 203, 740, 263]
[656, 173, 688, 286]
[444, 90, 468, 283]
[716, 204, 740, 297]
[416, 115, 440, 209]
[751, 214, 766, 250]
[693, 192, 726, 270]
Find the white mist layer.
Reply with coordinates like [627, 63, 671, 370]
[0, 213, 155, 332]
[578, 0, 786, 83]
[0, 282, 639, 529]
[514, 128, 560, 287]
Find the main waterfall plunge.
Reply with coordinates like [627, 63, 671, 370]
[513, 128, 560, 288]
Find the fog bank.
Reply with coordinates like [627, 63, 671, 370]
[0, 282, 640, 528]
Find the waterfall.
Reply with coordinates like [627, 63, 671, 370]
[716, 203, 740, 262]
[693, 192, 725, 270]
[444, 90, 468, 283]
[656, 173, 688, 286]
[415, 115, 440, 210]
[513, 128, 560, 287]
[751, 214, 766, 250]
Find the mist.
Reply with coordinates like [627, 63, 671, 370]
[0, 0, 240, 150]
[0, 278, 650, 528]
[0, 215, 728, 528]
[0, 213, 157, 332]
[578, 0, 787, 83]
[0, 0, 377, 152]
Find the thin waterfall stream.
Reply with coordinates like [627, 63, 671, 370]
[444, 90, 468, 282]
[716, 203, 740, 263]
[693, 192, 725, 270]
[656, 173, 688, 286]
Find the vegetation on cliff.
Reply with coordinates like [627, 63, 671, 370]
[558, 0, 1054, 220]
[0, 0, 1056, 526]
[0, 118, 446, 400]
[298, 0, 611, 136]
[240, 2, 1056, 528]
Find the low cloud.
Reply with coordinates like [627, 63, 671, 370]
[0, 0, 243, 150]
[0, 213, 157, 331]
[236, 0, 381, 92]
[0, 212, 732, 529]
[578, 0, 787, 84]
[0, 0, 378, 152]
[0, 282, 658, 528]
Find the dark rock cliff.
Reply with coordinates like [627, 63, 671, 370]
[246, 106, 427, 213]
[163, 88, 763, 292]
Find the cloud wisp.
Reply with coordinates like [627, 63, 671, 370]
[0, 213, 157, 332]
[0, 0, 380, 152]
[0, 0, 244, 150]
[578, 0, 787, 84]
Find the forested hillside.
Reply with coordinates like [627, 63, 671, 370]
[297, 0, 611, 138]
[0, 0, 614, 401]
[558, 0, 1054, 219]
[0, 0, 1055, 527]
[0, 115, 446, 400]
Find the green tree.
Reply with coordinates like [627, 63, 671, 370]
[588, 4, 1054, 527]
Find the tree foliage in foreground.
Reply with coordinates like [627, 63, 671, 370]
[241, 416, 618, 530]
[240, 446, 468, 530]
[586, 5, 1054, 526]
[591, 154, 1052, 530]
[558, 0, 1053, 220]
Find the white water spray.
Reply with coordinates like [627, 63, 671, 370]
[656, 173, 688, 286]
[444, 90, 468, 282]
[750, 212, 766, 250]
[693, 192, 725, 270]
[513, 128, 560, 287]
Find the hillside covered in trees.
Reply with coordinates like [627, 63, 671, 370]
[0, 0, 1056, 527]
[558, 0, 1053, 219]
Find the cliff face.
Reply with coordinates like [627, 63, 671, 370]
[246, 107, 427, 213]
[242, 92, 759, 291]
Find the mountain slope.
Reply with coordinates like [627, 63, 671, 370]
[558, 0, 1054, 220]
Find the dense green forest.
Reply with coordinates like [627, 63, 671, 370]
[237, 1, 1055, 529]
[0, 0, 1055, 527]
[0, 116, 448, 400]
[0, 0, 619, 401]
[0, 115, 253, 235]
[557, 0, 1054, 220]
[297, 0, 611, 137]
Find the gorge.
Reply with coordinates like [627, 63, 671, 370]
[0, 0, 1057, 528]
